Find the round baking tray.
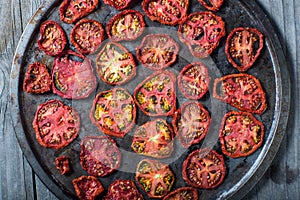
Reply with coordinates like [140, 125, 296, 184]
[10, 0, 290, 199]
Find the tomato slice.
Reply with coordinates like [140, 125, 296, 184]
[132, 118, 174, 158]
[213, 73, 267, 114]
[37, 20, 67, 56]
[177, 62, 210, 100]
[32, 100, 80, 150]
[70, 18, 105, 55]
[219, 111, 265, 158]
[90, 88, 136, 137]
[103, 180, 144, 200]
[23, 62, 52, 94]
[134, 70, 176, 116]
[96, 42, 136, 85]
[182, 148, 226, 189]
[52, 50, 97, 99]
[55, 156, 70, 175]
[135, 159, 175, 198]
[172, 102, 210, 148]
[142, 0, 189, 26]
[198, 0, 224, 11]
[103, 0, 133, 10]
[136, 34, 179, 71]
[80, 136, 122, 177]
[72, 175, 104, 200]
[225, 27, 264, 72]
[178, 11, 226, 58]
[162, 187, 198, 200]
[59, 0, 99, 24]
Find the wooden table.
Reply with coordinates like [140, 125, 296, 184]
[1, 0, 299, 199]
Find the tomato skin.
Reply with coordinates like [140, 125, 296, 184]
[225, 27, 264, 72]
[106, 10, 145, 42]
[213, 73, 267, 114]
[103, 180, 144, 200]
[72, 175, 104, 200]
[103, 0, 133, 10]
[59, 0, 99, 24]
[219, 111, 265, 158]
[182, 148, 226, 189]
[162, 187, 198, 200]
[178, 11, 226, 58]
[198, 0, 224, 11]
[37, 20, 67, 56]
[55, 156, 70, 175]
[32, 100, 80, 150]
[70, 18, 105, 55]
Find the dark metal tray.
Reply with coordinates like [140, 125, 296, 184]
[10, 0, 290, 199]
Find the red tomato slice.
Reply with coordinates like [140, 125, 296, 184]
[103, 180, 144, 200]
[198, 0, 224, 11]
[103, 0, 133, 10]
[55, 156, 70, 175]
[72, 175, 104, 200]
[162, 187, 198, 200]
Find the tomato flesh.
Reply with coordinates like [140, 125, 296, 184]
[55, 156, 70, 175]
[198, 0, 224, 11]
[104, 180, 144, 200]
[72, 175, 104, 200]
[103, 0, 132, 10]
[162, 187, 198, 200]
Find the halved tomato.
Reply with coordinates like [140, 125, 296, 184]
[219, 111, 265, 158]
[178, 12, 226, 58]
[136, 34, 179, 71]
[90, 88, 136, 137]
[72, 175, 104, 200]
[95, 42, 136, 85]
[213, 73, 267, 114]
[103, 0, 133, 10]
[103, 180, 144, 200]
[55, 156, 70, 175]
[198, 0, 224, 11]
[162, 187, 198, 200]
[134, 70, 176, 116]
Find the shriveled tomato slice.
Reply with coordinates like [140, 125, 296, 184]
[134, 70, 176, 116]
[136, 34, 179, 71]
[80, 136, 122, 177]
[96, 42, 136, 85]
[37, 20, 67, 56]
[55, 156, 70, 175]
[132, 118, 174, 158]
[162, 187, 198, 200]
[142, 0, 189, 26]
[72, 175, 104, 200]
[177, 62, 210, 100]
[198, 0, 224, 11]
[52, 50, 97, 99]
[103, 0, 133, 10]
[103, 180, 144, 200]
[182, 148, 226, 189]
[23, 62, 52, 94]
[136, 159, 175, 198]
[178, 12, 226, 58]
[213, 73, 267, 114]
[90, 88, 136, 137]
[59, 0, 99, 24]
[32, 100, 80, 150]
[225, 27, 264, 72]
[219, 111, 265, 158]
[106, 10, 145, 42]
[70, 18, 105, 55]
[172, 102, 210, 148]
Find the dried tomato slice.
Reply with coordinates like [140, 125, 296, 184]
[103, 180, 144, 200]
[135, 159, 175, 198]
[37, 20, 67, 56]
[142, 0, 189, 26]
[213, 73, 267, 114]
[177, 62, 210, 100]
[103, 0, 133, 10]
[55, 156, 70, 175]
[70, 19, 105, 55]
[182, 148, 226, 189]
[106, 10, 145, 42]
[59, 0, 99, 24]
[52, 50, 97, 99]
[72, 175, 104, 200]
[178, 12, 226, 58]
[80, 136, 122, 177]
[132, 118, 174, 158]
[136, 34, 179, 71]
[95, 42, 136, 85]
[172, 102, 210, 148]
[23, 62, 52, 94]
[225, 27, 264, 72]
[32, 100, 80, 150]
[90, 88, 136, 137]
[162, 187, 198, 200]
[134, 70, 176, 116]
[198, 0, 224, 11]
[219, 111, 265, 158]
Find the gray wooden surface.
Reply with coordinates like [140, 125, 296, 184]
[0, 0, 299, 199]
